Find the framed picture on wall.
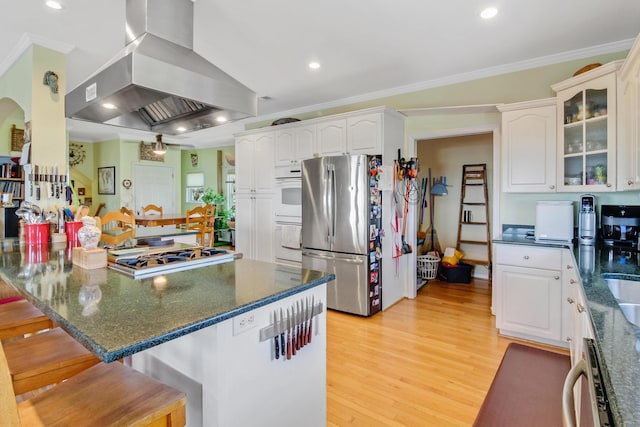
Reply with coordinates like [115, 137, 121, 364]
[98, 166, 116, 195]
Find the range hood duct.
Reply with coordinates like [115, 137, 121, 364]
[65, 0, 257, 135]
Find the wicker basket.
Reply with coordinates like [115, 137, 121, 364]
[417, 254, 440, 280]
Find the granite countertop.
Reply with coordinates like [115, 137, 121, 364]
[495, 235, 640, 426]
[0, 239, 334, 363]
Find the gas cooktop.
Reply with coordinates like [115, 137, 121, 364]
[108, 247, 235, 278]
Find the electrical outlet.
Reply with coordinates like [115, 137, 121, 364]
[233, 313, 257, 335]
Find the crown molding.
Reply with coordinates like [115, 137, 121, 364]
[0, 32, 74, 79]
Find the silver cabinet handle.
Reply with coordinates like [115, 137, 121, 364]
[577, 304, 585, 313]
[554, 275, 560, 280]
[523, 255, 530, 260]
[549, 185, 555, 190]
[569, 279, 577, 284]
[566, 264, 573, 270]
[566, 337, 572, 341]
[628, 180, 633, 186]
[567, 297, 575, 304]
[606, 183, 612, 187]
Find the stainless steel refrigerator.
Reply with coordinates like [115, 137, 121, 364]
[301, 155, 382, 316]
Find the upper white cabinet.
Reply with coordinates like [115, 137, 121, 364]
[347, 113, 382, 155]
[552, 61, 622, 192]
[272, 107, 403, 161]
[617, 35, 640, 190]
[235, 131, 275, 194]
[315, 119, 347, 156]
[274, 125, 315, 167]
[498, 98, 557, 192]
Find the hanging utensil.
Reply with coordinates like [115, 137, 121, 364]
[286, 307, 292, 360]
[280, 308, 285, 357]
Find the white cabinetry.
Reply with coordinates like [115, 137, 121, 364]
[235, 131, 275, 262]
[563, 246, 594, 425]
[498, 98, 557, 192]
[552, 61, 622, 192]
[235, 194, 274, 262]
[316, 119, 347, 156]
[617, 35, 640, 190]
[495, 244, 564, 345]
[274, 125, 315, 167]
[236, 131, 275, 193]
[347, 113, 382, 155]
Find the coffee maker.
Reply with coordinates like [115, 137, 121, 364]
[578, 194, 597, 245]
[601, 205, 640, 247]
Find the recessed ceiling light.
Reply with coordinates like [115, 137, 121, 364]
[215, 116, 228, 123]
[308, 62, 321, 70]
[46, 1, 63, 10]
[176, 126, 187, 132]
[480, 7, 498, 19]
[102, 103, 117, 110]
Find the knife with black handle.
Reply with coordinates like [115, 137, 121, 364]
[273, 310, 279, 360]
[280, 308, 285, 357]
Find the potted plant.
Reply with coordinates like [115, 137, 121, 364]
[200, 188, 225, 206]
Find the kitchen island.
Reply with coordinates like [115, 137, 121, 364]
[0, 239, 333, 427]
[495, 235, 640, 426]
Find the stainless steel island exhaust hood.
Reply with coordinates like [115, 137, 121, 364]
[65, 0, 257, 135]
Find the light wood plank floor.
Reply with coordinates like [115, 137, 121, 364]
[326, 278, 566, 426]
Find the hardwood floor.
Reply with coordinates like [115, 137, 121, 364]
[326, 278, 566, 426]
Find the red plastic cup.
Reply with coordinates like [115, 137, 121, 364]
[24, 223, 49, 245]
[65, 221, 83, 247]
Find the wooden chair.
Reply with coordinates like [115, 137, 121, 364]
[3, 327, 101, 395]
[100, 210, 135, 246]
[0, 299, 54, 341]
[142, 204, 163, 216]
[186, 204, 215, 246]
[0, 338, 186, 426]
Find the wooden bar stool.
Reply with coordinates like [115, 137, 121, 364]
[1, 341, 186, 426]
[4, 327, 101, 396]
[0, 300, 54, 341]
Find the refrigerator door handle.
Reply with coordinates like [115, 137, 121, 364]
[325, 164, 331, 243]
[330, 164, 337, 244]
[302, 250, 366, 265]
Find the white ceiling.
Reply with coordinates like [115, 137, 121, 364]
[1, 0, 639, 149]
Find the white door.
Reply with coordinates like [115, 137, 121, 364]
[133, 164, 176, 214]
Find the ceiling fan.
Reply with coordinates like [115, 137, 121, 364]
[151, 134, 194, 155]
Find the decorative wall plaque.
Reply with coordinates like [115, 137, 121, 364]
[10, 124, 24, 151]
[139, 141, 164, 162]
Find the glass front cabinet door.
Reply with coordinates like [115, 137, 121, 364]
[552, 61, 622, 192]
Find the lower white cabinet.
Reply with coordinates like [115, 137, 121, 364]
[235, 194, 274, 262]
[495, 244, 564, 345]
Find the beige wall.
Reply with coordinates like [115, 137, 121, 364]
[417, 133, 493, 259]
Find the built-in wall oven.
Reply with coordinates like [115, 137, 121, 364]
[563, 338, 617, 426]
[275, 167, 302, 218]
[274, 167, 302, 265]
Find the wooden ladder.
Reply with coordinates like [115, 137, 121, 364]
[456, 164, 491, 272]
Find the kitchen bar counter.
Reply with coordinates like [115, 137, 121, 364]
[0, 239, 334, 363]
[494, 236, 640, 426]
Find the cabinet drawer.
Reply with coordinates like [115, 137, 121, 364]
[495, 244, 562, 270]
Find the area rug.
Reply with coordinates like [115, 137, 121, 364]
[473, 342, 570, 427]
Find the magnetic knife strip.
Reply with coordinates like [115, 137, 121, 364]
[259, 299, 324, 360]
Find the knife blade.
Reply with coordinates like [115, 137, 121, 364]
[291, 303, 297, 356]
[273, 310, 280, 360]
[308, 295, 314, 343]
[296, 300, 302, 350]
[286, 307, 292, 360]
[280, 308, 285, 357]
[301, 298, 307, 347]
